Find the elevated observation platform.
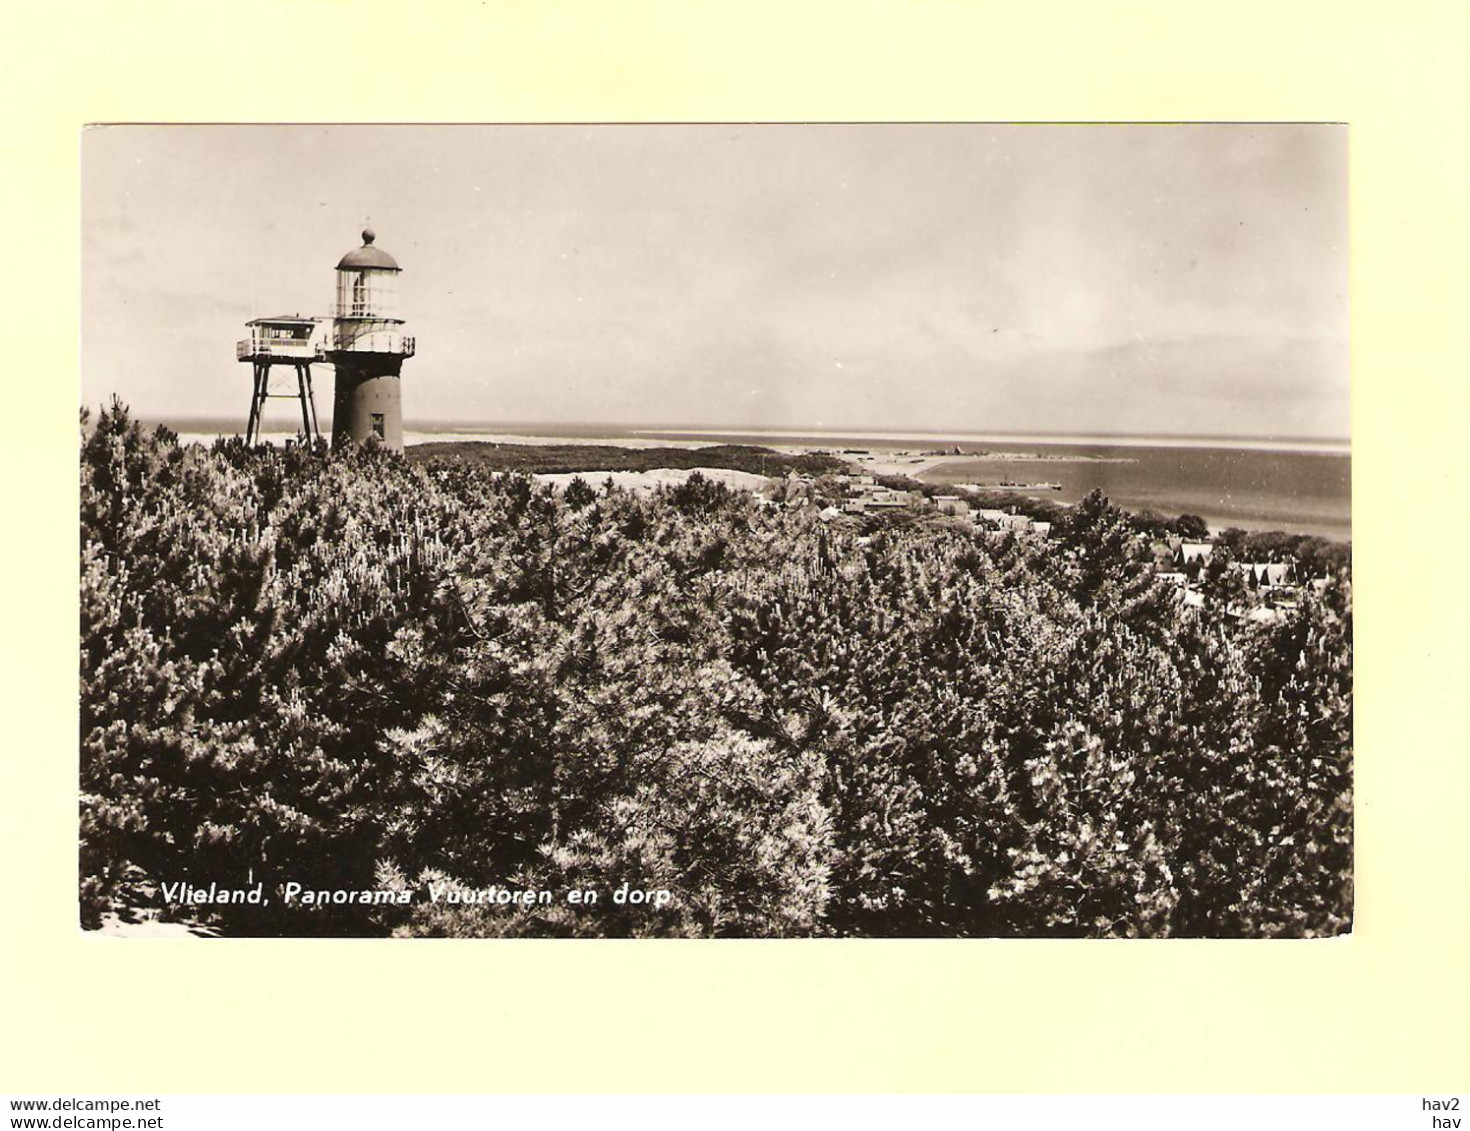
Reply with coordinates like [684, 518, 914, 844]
[238, 326, 416, 363]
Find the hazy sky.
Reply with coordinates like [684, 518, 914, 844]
[82, 124, 1347, 439]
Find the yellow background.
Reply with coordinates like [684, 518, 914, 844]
[3, 0, 1467, 1094]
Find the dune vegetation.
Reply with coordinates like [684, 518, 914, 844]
[80, 403, 1352, 937]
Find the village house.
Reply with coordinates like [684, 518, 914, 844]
[975, 509, 1034, 533]
[1175, 541, 1215, 567]
[1236, 562, 1297, 589]
[841, 478, 917, 513]
[844, 486, 914, 513]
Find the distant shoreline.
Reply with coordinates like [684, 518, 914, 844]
[407, 438, 1348, 545]
[159, 425, 1350, 543]
[632, 427, 1351, 455]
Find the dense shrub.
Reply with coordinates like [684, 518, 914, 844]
[80, 405, 1352, 937]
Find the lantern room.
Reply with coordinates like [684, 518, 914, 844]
[334, 228, 402, 320]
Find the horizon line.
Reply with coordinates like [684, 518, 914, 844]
[144, 412, 1351, 454]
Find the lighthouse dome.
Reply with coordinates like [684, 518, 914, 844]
[336, 228, 401, 271]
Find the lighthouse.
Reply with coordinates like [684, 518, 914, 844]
[326, 228, 416, 450]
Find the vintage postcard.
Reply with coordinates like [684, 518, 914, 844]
[80, 123, 1350, 939]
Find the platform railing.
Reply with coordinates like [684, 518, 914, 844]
[240, 334, 416, 361]
[317, 333, 415, 358]
[238, 338, 316, 360]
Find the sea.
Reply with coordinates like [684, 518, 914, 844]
[151, 418, 1352, 542]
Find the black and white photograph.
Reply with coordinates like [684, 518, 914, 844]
[79, 123, 1351, 939]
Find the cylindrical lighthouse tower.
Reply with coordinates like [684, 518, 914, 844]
[327, 228, 415, 451]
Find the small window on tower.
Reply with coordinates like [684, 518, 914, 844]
[371, 413, 385, 439]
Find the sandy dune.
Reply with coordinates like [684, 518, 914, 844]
[533, 467, 772, 494]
